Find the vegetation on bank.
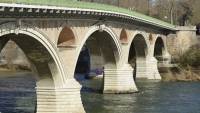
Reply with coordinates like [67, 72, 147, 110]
[179, 45, 200, 68]
[161, 44, 200, 82]
[161, 66, 200, 82]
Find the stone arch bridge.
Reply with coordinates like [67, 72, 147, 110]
[0, 2, 196, 113]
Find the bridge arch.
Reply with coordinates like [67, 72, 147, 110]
[74, 25, 122, 92]
[0, 22, 65, 87]
[76, 25, 122, 67]
[154, 36, 165, 58]
[120, 28, 128, 44]
[153, 35, 169, 61]
[128, 31, 149, 79]
[57, 25, 76, 47]
[128, 31, 149, 51]
[153, 35, 171, 69]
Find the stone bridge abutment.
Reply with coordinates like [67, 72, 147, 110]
[1, 1, 195, 111]
[0, 2, 197, 113]
[0, 20, 173, 113]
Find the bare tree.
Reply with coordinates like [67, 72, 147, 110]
[190, 0, 200, 25]
[168, 0, 176, 24]
[80, 0, 200, 25]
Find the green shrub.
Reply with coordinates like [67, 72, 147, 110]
[179, 44, 200, 68]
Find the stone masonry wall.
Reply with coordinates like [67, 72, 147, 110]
[166, 26, 197, 61]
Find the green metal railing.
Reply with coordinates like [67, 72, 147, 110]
[0, 0, 176, 30]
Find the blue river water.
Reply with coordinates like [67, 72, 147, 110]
[0, 72, 200, 113]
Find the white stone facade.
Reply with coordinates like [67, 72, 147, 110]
[0, 18, 195, 113]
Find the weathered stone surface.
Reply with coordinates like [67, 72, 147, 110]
[0, 7, 195, 113]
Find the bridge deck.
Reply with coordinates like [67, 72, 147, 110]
[0, 0, 176, 30]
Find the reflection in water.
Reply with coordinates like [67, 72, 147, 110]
[0, 72, 200, 113]
[0, 72, 36, 113]
[81, 79, 200, 113]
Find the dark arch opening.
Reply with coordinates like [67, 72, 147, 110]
[128, 34, 147, 80]
[75, 30, 119, 92]
[120, 28, 128, 43]
[154, 37, 166, 75]
[57, 27, 75, 47]
[75, 44, 90, 80]
[0, 33, 59, 113]
[154, 37, 165, 60]
[75, 30, 119, 112]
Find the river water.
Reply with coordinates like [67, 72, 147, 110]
[0, 72, 200, 113]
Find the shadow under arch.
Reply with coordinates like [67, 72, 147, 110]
[0, 22, 65, 112]
[128, 34, 148, 80]
[75, 26, 122, 68]
[153, 37, 167, 75]
[0, 39, 37, 113]
[120, 28, 128, 44]
[154, 37, 165, 61]
[57, 26, 76, 47]
[74, 26, 121, 112]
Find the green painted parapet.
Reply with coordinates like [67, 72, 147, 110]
[0, 0, 175, 30]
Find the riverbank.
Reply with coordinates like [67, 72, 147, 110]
[161, 43, 200, 82]
[0, 64, 32, 79]
[0, 69, 32, 79]
[160, 66, 200, 82]
[0, 64, 31, 72]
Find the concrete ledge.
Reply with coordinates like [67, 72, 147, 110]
[176, 26, 196, 31]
